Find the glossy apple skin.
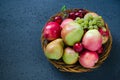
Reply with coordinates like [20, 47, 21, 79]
[63, 47, 79, 64]
[61, 18, 73, 28]
[79, 50, 99, 68]
[43, 22, 62, 41]
[61, 21, 84, 46]
[82, 29, 102, 51]
[45, 39, 64, 60]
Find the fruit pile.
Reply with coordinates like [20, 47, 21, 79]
[42, 9, 110, 69]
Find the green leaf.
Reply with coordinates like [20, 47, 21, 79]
[61, 5, 67, 12]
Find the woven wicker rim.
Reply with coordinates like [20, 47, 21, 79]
[41, 9, 112, 73]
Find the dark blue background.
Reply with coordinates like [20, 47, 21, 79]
[0, 0, 120, 80]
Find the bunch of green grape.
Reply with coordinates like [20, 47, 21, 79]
[74, 14, 104, 30]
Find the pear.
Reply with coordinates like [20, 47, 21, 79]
[61, 21, 84, 46]
[63, 47, 79, 64]
[45, 38, 64, 60]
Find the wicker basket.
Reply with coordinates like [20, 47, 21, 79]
[41, 9, 112, 73]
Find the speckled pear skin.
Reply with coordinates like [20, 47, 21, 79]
[45, 39, 64, 60]
[63, 47, 79, 64]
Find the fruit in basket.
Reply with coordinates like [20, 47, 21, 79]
[68, 12, 76, 20]
[75, 13, 104, 30]
[68, 9, 88, 19]
[79, 50, 99, 68]
[45, 39, 64, 60]
[86, 12, 98, 17]
[41, 7, 112, 72]
[63, 47, 79, 64]
[73, 42, 83, 53]
[53, 16, 63, 24]
[61, 21, 84, 46]
[43, 22, 62, 41]
[78, 9, 88, 16]
[82, 29, 102, 51]
[75, 12, 83, 18]
[99, 27, 109, 44]
[61, 18, 73, 28]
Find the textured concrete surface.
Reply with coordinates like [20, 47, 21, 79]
[0, 0, 120, 80]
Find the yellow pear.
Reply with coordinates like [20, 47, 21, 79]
[45, 39, 64, 60]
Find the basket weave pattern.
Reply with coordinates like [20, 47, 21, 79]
[41, 9, 112, 73]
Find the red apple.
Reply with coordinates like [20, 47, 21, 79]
[82, 29, 102, 51]
[43, 22, 62, 41]
[79, 50, 99, 68]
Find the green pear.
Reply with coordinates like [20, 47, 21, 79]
[63, 47, 79, 64]
[61, 21, 84, 46]
[45, 38, 64, 60]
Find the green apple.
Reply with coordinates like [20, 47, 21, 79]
[61, 21, 84, 46]
[63, 47, 79, 64]
[45, 38, 64, 60]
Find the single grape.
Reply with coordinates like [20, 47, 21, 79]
[89, 20, 93, 26]
[73, 42, 83, 53]
[75, 12, 83, 18]
[84, 14, 93, 21]
[80, 18, 84, 22]
[93, 25, 98, 29]
[53, 16, 62, 24]
[76, 17, 81, 20]
[74, 17, 84, 24]
[84, 25, 88, 29]
[79, 19, 84, 24]
[93, 16, 104, 27]
[78, 9, 85, 13]
[81, 22, 85, 26]
[88, 26, 94, 29]
[68, 12, 76, 20]
[92, 19, 97, 25]
[98, 16, 102, 19]
[78, 9, 88, 16]
[96, 19, 104, 27]
[75, 17, 81, 22]
[84, 20, 89, 25]
[94, 17, 99, 21]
